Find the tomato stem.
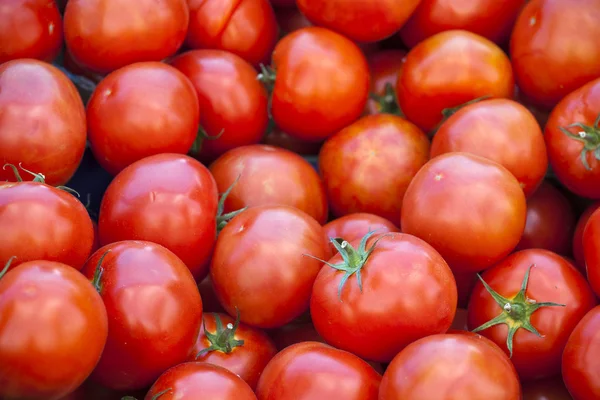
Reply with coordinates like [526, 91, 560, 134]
[191, 127, 225, 155]
[257, 64, 277, 136]
[151, 388, 172, 400]
[0, 256, 16, 280]
[91, 250, 111, 293]
[196, 309, 245, 359]
[559, 113, 600, 170]
[429, 96, 491, 137]
[216, 175, 247, 235]
[369, 83, 403, 116]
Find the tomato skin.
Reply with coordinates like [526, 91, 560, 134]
[323, 213, 400, 255]
[0, 59, 87, 186]
[574, 202, 600, 271]
[583, 208, 600, 297]
[64, 0, 188, 75]
[401, 152, 527, 273]
[431, 98, 547, 197]
[271, 26, 370, 142]
[397, 30, 514, 132]
[366, 50, 406, 115]
[169, 50, 269, 163]
[0, 261, 108, 400]
[521, 378, 573, 400]
[98, 154, 218, 281]
[379, 333, 521, 400]
[0, 0, 63, 63]
[256, 342, 381, 399]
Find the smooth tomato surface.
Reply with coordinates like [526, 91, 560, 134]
[583, 208, 600, 296]
[366, 50, 406, 115]
[574, 202, 600, 270]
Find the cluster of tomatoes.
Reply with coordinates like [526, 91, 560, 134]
[2, 0, 600, 399]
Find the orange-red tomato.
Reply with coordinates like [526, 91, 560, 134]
[366, 50, 406, 115]
[573, 202, 600, 271]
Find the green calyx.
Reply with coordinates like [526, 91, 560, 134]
[216, 175, 247, 235]
[91, 250, 111, 293]
[369, 83, 403, 116]
[471, 264, 566, 358]
[0, 256, 16, 280]
[257, 64, 276, 136]
[190, 127, 224, 155]
[2, 163, 80, 197]
[196, 310, 245, 359]
[559, 113, 600, 170]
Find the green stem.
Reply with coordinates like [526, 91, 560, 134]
[0, 256, 16, 280]
[91, 250, 111, 293]
[196, 309, 245, 359]
[559, 113, 600, 170]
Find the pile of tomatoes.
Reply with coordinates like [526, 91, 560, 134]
[2, 0, 600, 399]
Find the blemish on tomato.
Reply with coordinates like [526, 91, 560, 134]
[434, 173, 443, 181]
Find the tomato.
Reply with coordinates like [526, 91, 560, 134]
[379, 333, 521, 400]
[145, 362, 257, 400]
[255, 342, 381, 399]
[319, 114, 430, 223]
[261, 129, 323, 156]
[0, 261, 108, 400]
[574, 202, 600, 270]
[265, 26, 370, 142]
[323, 212, 400, 255]
[185, 0, 278, 67]
[0, 0, 63, 63]
[544, 77, 600, 199]
[169, 50, 269, 163]
[522, 378, 573, 400]
[397, 30, 514, 132]
[510, 0, 600, 109]
[98, 154, 218, 281]
[209, 145, 328, 224]
[583, 208, 600, 296]
[366, 50, 406, 115]
[296, 0, 421, 43]
[64, 0, 188, 75]
[467, 249, 597, 381]
[431, 98, 548, 197]
[401, 152, 527, 273]
[0, 59, 87, 186]
[210, 205, 328, 328]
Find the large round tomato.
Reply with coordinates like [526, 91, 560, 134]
[397, 30, 514, 132]
[522, 378, 573, 400]
[467, 249, 597, 381]
[401, 152, 527, 273]
[0, 261, 108, 400]
[366, 50, 406, 115]
[574, 202, 600, 270]
[81, 241, 203, 391]
[323, 213, 400, 255]
[0, 59, 86, 186]
[583, 208, 600, 297]
[64, 0, 188, 75]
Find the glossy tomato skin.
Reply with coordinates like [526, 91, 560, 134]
[583, 208, 600, 297]
[209, 145, 328, 224]
[64, 0, 188, 75]
[366, 50, 406, 115]
[0, 0, 63, 63]
[271, 26, 370, 142]
[323, 213, 400, 255]
[98, 154, 218, 281]
[319, 114, 430, 223]
[431, 98, 547, 197]
[186, 0, 278, 67]
[522, 378, 573, 400]
[81, 241, 203, 391]
[0, 261, 108, 400]
[397, 30, 514, 132]
[0, 59, 86, 186]
[511, 0, 600, 109]
[255, 342, 381, 399]
[170, 50, 269, 163]
[467, 249, 597, 380]
[210, 205, 329, 328]
[401, 152, 527, 273]
[574, 202, 600, 270]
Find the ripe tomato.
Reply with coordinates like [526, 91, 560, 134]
[186, 0, 278, 67]
[169, 50, 269, 163]
[379, 333, 521, 400]
[401, 152, 527, 273]
[574, 202, 600, 270]
[0, 261, 108, 400]
[209, 145, 328, 224]
[319, 114, 430, 223]
[510, 0, 600, 109]
[64, 0, 188, 75]
[583, 208, 600, 297]
[467, 249, 597, 381]
[87, 62, 199, 175]
[431, 98, 547, 197]
[366, 50, 406, 115]
[522, 378, 573, 400]
[0, 59, 86, 186]
[266, 26, 370, 142]
[210, 205, 329, 328]
[98, 154, 218, 281]
[255, 342, 381, 399]
[311, 232, 457, 362]
[323, 213, 400, 255]
[81, 241, 203, 391]
[397, 30, 514, 132]
[0, 0, 63, 63]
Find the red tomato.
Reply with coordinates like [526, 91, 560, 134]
[81, 241, 203, 391]
[401, 152, 527, 273]
[583, 208, 600, 297]
[169, 50, 269, 163]
[209, 145, 328, 224]
[323, 213, 400, 255]
[574, 202, 600, 270]
[467, 249, 597, 381]
[397, 30, 514, 132]
[379, 333, 521, 399]
[0, 59, 87, 186]
[98, 154, 218, 281]
[256, 342, 381, 399]
[210, 205, 329, 328]
[510, 0, 600, 109]
[366, 50, 406, 115]
[431, 98, 548, 197]
[64, 0, 188, 75]
[0, 261, 108, 400]
[0, 0, 63, 63]
[319, 114, 430, 223]
[522, 378, 573, 400]
[186, 0, 278, 67]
